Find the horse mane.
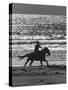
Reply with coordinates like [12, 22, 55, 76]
[42, 47, 49, 51]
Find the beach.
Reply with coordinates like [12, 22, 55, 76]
[12, 65, 66, 86]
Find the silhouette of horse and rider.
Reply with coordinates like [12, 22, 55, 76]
[18, 41, 50, 67]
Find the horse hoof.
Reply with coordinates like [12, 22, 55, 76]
[39, 66, 42, 69]
[40, 79, 44, 82]
[22, 68, 27, 72]
[47, 65, 49, 67]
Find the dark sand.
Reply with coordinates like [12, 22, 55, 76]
[12, 65, 66, 86]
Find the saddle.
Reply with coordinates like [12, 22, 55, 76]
[34, 50, 41, 57]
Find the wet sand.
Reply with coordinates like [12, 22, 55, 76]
[12, 65, 66, 86]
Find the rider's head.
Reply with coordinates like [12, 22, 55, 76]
[36, 41, 40, 45]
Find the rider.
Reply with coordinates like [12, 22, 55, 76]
[34, 41, 42, 54]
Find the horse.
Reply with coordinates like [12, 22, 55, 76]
[18, 47, 50, 67]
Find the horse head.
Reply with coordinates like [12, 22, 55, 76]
[43, 47, 50, 56]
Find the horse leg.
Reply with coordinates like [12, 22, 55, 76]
[40, 60, 43, 66]
[44, 60, 49, 66]
[24, 58, 30, 67]
[29, 60, 33, 66]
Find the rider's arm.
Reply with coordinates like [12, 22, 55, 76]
[39, 45, 42, 49]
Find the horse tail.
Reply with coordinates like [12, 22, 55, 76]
[18, 54, 29, 60]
